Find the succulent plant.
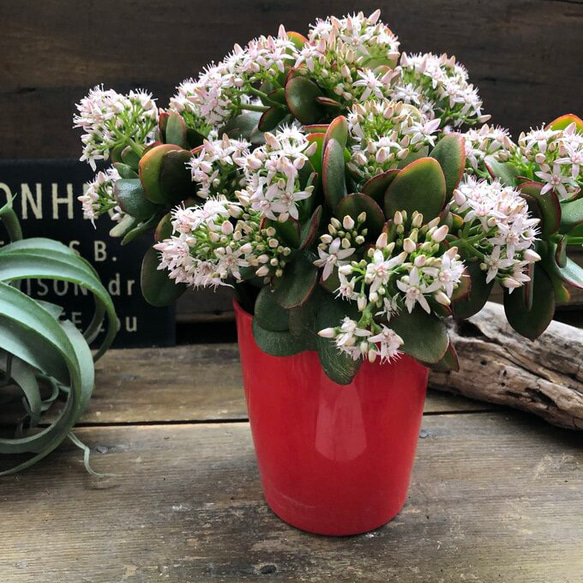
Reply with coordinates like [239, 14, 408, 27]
[72, 10, 582, 384]
[0, 195, 119, 475]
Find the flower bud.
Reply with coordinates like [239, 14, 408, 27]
[376, 232, 388, 249]
[343, 215, 355, 230]
[321, 234, 333, 244]
[432, 225, 449, 243]
[393, 211, 403, 225]
[221, 221, 234, 235]
[501, 277, 521, 290]
[357, 296, 367, 312]
[357, 212, 367, 224]
[239, 243, 253, 254]
[355, 235, 365, 245]
[434, 291, 451, 306]
[411, 212, 423, 228]
[256, 265, 270, 277]
[414, 255, 426, 267]
[318, 327, 336, 338]
[403, 238, 416, 253]
[338, 264, 352, 275]
[523, 249, 541, 262]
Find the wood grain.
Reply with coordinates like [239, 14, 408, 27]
[0, 415, 581, 582]
[1, 0, 582, 159]
[60, 345, 492, 425]
[431, 302, 583, 429]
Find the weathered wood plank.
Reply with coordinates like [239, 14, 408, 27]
[85, 345, 494, 423]
[0, 0, 581, 159]
[0, 415, 581, 582]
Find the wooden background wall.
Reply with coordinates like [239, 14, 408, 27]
[1, 0, 582, 160]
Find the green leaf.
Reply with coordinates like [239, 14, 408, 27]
[287, 31, 308, 50]
[285, 76, 324, 124]
[519, 181, 561, 237]
[222, 111, 264, 145]
[484, 157, 520, 188]
[429, 341, 459, 372]
[121, 146, 140, 170]
[322, 138, 347, 208]
[252, 318, 305, 357]
[334, 193, 385, 238]
[547, 113, 583, 132]
[315, 295, 361, 384]
[258, 106, 288, 132]
[263, 217, 300, 248]
[140, 246, 187, 306]
[272, 253, 318, 309]
[306, 132, 325, 174]
[288, 287, 323, 350]
[139, 144, 183, 204]
[361, 170, 398, 205]
[390, 307, 449, 364]
[560, 197, 583, 233]
[114, 178, 159, 220]
[254, 287, 290, 332]
[165, 113, 189, 148]
[451, 261, 494, 320]
[160, 149, 197, 205]
[545, 249, 583, 290]
[299, 206, 322, 250]
[109, 215, 139, 238]
[113, 162, 139, 179]
[323, 116, 348, 151]
[384, 157, 446, 222]
[430, 134, 466, 201]
[154, 213, 173, 242]
[504, 264, 555, 340]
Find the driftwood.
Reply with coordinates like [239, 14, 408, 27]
[430, 302, 583, 430]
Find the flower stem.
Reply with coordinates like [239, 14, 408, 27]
[240, 103, 270, 113]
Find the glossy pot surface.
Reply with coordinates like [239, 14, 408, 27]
[234, 300, 428, 536]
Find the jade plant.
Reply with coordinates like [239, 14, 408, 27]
[73, 10, 582, 384]
[0, 195, 119, 475]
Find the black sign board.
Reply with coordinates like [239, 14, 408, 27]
[0, 159, 175, 348]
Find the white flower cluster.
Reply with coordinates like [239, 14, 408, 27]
[319, 316, 405, 364]
[451, 177, 541, 289]
[516, 122, 583, 200]
[392, 53, 490, 128]
[295, 10, 400, 106]
[169, 27, 297, 135]
[78, 167, 124, 224]
[188, 135, 250, 198]
[74, 86, 158, 169]
[316, 210, 465, 363]
[154, 198, 294, 289]
[461, 124, 516, 175]
[239, 126, 317, 221]
[347, 99, 440, 182]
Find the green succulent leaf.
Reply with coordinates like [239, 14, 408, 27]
[451, 261, 494, 320]
[315, 295, 361, 385]
[547, 113, 583, 132]
[484, 157, 520, 188]
[160, 149, 197, 206]
[334, 193, 385, 238]
[165, 113, 189, 148]
[361, 170, 398, 205]
[504, 264, 555, 340]
[390, 307, 449, 364]
[429, 341, 460, 373]
[263, 217, 300, 248]
[559, 197, 583, 233]
[384, 157, 446, 222]
[113, 162, 139, 179]
[519, 181, 561, 238]
[140, 246, 187, 307]
[272, 252, 318, 309]
[322, 138, 348, 208]
[252, 318, 305, 357]
[258, 106, 288, 132]
[430, 134, 466, 201]
[285, 76, 324, 124]
[114, 178, 159, 221]
[323, 116, 349, 151]
[299, 205, 322, 250]
[306, 132, 325, 174]
[254, 286, 290, 331]
[139, 144, 184, 204]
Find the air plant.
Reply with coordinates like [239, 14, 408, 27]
[0, 195, 119, 475]
[73, 10, 582, 384]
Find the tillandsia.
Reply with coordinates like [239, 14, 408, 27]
[73, 9, 583, 383]
[0, 193, 119, 475]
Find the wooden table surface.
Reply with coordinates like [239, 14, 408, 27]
[1, 345, 582, 583]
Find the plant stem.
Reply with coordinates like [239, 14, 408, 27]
[128, 139, 145, 158]
[240, 103, 270, 113]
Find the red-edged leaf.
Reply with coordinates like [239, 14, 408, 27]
[546, 113, 583, 133]
[361, 170, 399, 205]
[519, 181, 561, 237]
[323, 116, 348, 151]
[429, 134, 465, 202]
[334, 193, 385, 238]
[322, 138, 347, 208]
[285, 76, 324, 124]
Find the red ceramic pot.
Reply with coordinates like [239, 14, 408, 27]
[234, 300, 428, 536]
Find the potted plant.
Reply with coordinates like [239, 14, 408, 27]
[0, 194, 119, 475]
[73, 10, 583, 535]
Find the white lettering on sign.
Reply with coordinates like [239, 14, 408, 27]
[21, 183, 43, 219]
[52, 182, 74, 219]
